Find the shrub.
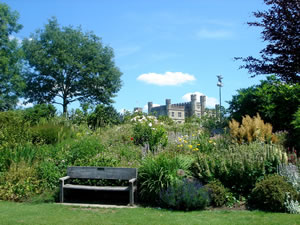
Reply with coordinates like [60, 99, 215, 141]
[205, 180, 228, 207]
[23, 104, 56, 125]
[0, 162, 42, 201]
[160, 178, 210, 211]
[0, 111, 31, 150]
[229, 114, 276, 144]
[193, 142, 287, 196]
[132, 115, 168, 152]
[285, 192, 300, 214]
[248, 174, 299, 212]
[278, 163, 300, 193]
[138, 153, 194, 204]
[31, 122, 74, 145]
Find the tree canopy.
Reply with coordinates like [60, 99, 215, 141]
[22, 18, 122, 114]
[0, 3, 24, 111]
[236, 0, 300, 83]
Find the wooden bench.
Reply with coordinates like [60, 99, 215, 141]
[59, 166, 138, 206]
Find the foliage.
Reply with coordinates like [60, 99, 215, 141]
[205, 180, 229, 207]
[235, 0, 300, 83]
[227, 76, 300, 149]
[160, 178, 210, 211]
[278, 163, 300, 193]
[0, 3, 24, 111]
[31, 122, 74, 145]
[23, 104, 56, 125]
[138, 153, 194, 204]
[87, 104, 121, 129]
[248, 174, 299, 212]
[0, 111, 31, 150]
[229, 114, 275, 144]
[22, 17, 122, 113]
[0, 162, 42, 201]
[193, 142, 287, 196]
[132, 115, 168, 152]
[285, 192, 300, 214]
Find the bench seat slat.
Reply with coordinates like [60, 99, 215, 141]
[64, 184, 130, 191]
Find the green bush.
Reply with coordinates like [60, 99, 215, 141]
[132, 116, 168, 152]
[23, 104, 56, 125]
[160, 178, 210, 211]
[138, 153, 194, 204]
[0, 111, 31, 150]
[248, 174, 299, 212]
[205, 180, 228, 207]
[31, 122, 74, 145]
[193, 142, 287, 196]
[0, 162, 42, 201]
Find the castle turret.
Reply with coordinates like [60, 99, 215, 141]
[148, 102, 153, 114]
[166, 99, 171, 115]
[200, 95, 206, 116]
[191, 94, 197, 116]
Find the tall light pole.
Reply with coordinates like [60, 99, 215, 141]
[217, 75, 223, 121]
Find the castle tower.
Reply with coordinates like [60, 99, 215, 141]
[148, 102, 153, 114]
[191, 94, 197, 116]
[166, 99, 171, 115]
[200, 95, 206, 116]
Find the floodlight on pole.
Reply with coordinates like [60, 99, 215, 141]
[217, 75, 223, 121]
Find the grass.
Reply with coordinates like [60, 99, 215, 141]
[0, 201, 300, 225]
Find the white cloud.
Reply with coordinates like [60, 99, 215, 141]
[17, 100, 33, 109]
[137, 72, 196, 86]
[143, 103, 160, 112]
[196, 28, 233, 39]
[182, 92, 218, 108]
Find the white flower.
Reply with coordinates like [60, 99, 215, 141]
[149, 122, 152, 127]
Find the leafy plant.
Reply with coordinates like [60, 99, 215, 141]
[0, 162, 42, 201]
[205, 180, 228, 207]
[160, 178, 210, 211]
[248, 174, 299, 212]
[193, 142, 287, 196]
[132, 115, 168, 152]
[138, 153, 194, 204]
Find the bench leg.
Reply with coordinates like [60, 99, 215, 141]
[129, 183, 134, 206]
[60, 182, 64, 203]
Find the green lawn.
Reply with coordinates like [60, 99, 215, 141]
[0, 201, 299, 225]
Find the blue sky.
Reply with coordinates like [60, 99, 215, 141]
[4, 0, 268, 113]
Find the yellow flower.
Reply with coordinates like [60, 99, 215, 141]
[197, 144, 200, 146]
[193, 148, 199, 151]
[188, 145, 193, 149]
[184, 140, 188, 144]
[209, 140, 213, 144]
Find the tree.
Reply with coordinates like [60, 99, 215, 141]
[87, 104, 121, 128]
[236, 0, 300, 83]
[0, 3, 24, 111]
[228, 75, 300, 149]
[22, 18, 122, 114]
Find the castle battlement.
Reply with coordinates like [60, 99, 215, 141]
[146, 94, 207, 123]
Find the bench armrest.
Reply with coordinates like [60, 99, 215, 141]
[59, 176, 70, 181]
[129, 178, 137, 184]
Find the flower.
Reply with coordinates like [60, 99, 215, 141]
[130, 137, 134, 141]
[188, 145, 193, 149]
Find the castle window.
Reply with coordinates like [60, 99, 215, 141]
[171, 112, 174, 117]
[178, 112, 182, 117]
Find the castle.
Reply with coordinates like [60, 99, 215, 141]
[147, 94, 207, 123]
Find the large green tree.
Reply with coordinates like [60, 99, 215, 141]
[22, 18, 122, 114]
[0, 3, 24, 111]
[236, 0, 300, 83]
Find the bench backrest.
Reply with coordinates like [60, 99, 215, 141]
[67, 166, 137, 180]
